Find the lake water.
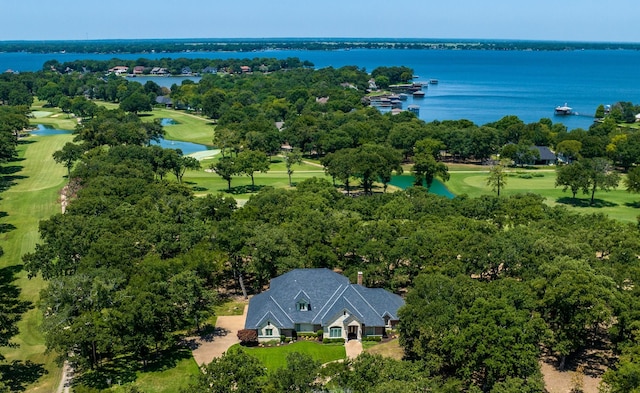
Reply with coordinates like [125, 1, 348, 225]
[4, 49, 640, 129]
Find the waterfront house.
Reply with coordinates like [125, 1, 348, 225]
[244, 269, 404, 342]
[108, 66, 129, 75]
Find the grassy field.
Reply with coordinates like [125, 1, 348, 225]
[232, 341, 346, 371]
[442, 166, 639, 223]
[0, 126, 72, 391]
[364, 338, 404, 360]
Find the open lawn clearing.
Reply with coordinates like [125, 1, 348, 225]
[0, 133, 72, 392]
[445, 168, 639, 223]
[183, 166, 331, 199]
[96, 352, 199, 393]
[233, 341, 346, 371]
[144, 108, 217, 146]
[364, 338, 403, 360]
[91, 101, 216, 146]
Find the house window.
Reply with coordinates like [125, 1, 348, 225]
[329, 327, 342, 338]
[265, 328, 273, 336]
[297, 302, 310, 311]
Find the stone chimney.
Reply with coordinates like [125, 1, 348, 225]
[357, 271, 363, 286]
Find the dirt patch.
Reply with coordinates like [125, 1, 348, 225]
[540, 361, 602, 393]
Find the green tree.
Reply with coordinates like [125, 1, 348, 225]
[120, 90, 152, 114]
[211, 156, 238, 190]
[487, 162, 508, 196]
[183, 348, 266, 393]
[284, 148, 303, 187]
[625, 166, 640, 194]
[537, 257, 617, 369]
[581, 157, 620, 205]
[270, 352, 320, 392]
[555, 162, 589, 199]
[555, 139, 582, 163]
[399, 274, 545, 391]
[52, 142, 84, 177]
[236, 149, 270, 189]
[594, 104, 606, 119]
[412, 153, 449, 189]
[164, 150, 201, 183]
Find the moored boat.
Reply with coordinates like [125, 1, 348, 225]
[554, 103, 572, 115]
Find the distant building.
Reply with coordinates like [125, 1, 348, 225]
[133, 66, 145, 75]
[533, 146, 556, 165]
[108, 66, 129, 75]
[240, 65, 251, 73]
[202, 66, 217, 74]
[155, 96, 173, 108]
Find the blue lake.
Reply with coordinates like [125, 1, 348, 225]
[4, 48, 640, 129]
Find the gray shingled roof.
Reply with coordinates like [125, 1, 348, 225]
[245, 269, 404, 329]
[534, 146, 556, 162]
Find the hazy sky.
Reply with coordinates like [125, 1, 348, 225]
[3, 0, 639, 42]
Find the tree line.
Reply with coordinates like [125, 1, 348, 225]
[4, 38, 640, 54]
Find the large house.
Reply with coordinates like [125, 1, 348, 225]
[244, 268, 404, 342]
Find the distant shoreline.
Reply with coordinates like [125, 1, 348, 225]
[1, 38, 640, 54]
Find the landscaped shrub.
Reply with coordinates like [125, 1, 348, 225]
[316, 329, 323, 338]
[280, 335, 286, 342]
[237, 329, 258, 346]
[362, 336, 382, 342]
[322, 338, 345, 344]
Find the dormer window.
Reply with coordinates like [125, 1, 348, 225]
[297, 301, 310, 311]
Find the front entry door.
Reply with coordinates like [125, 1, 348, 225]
[347, 325, 358, 340]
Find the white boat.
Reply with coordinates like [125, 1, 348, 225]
[555, 103, 572, 115]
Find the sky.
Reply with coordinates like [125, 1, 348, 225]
[3, 0, 639, 43]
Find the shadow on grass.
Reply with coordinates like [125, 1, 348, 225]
[624, 201, 640, 208]
[0, 222, 17, 234]
[0, 266, 38, 391]
[227, 185, 268, 194]
[184, 181, 208, 192]
[0, 361, 47, 392]
[556, 197, 618, 208]
[74, 348, 193, 389]
[16, 140, 35, 146]
[0, 165, 23, 175]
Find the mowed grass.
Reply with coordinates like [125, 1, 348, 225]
[232, 341, 346, 371]
[445, 166, 640, 223]
[105, 353, 200, 393]
[0, 129, 72, 391]
[184, 156, 329, 201]
[364, 338, 404, 360]
[94, 101, 217, 146]
[145, 108, 217, 146]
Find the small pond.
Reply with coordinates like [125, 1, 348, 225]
[160, 118, 178, 126]
[30, 124, 72, 136]
[389, 175, 455, 199]
[150, 139, 211, 155]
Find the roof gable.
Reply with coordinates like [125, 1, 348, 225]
[244, 269, 404, 329]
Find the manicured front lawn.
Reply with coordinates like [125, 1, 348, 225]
[231, 341, 346, 371]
